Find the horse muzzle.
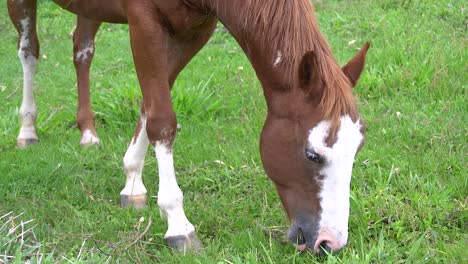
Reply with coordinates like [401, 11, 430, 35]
[287, 215, 347, 255]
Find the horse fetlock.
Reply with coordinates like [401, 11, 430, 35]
[76, 112, 95, 129]
[161, 206, 195, 239]
[157, 189, 183, 213]
[17, 125, 38, 148]
[19, 109, 37, 123]
[121, 173, 147, 193]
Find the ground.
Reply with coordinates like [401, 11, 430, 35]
[0, 0, 466, 263]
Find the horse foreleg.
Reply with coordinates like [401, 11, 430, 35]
[155, 19, 216, 252]
[122, 1, 204, 252]
[8, 0, 39, 147]
[73, 16, 102, 147]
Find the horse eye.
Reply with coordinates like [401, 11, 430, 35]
[305, 149, 324, 163]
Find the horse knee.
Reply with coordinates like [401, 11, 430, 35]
[145, 111, 177, 144]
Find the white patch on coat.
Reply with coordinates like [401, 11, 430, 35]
[121, 116, 149, 196]
[307, 115, 363, 250]
[75, 41, 94, 63]
[19, 19, 30, 47]
[273, 50, 283, 67]
[155, 141, 195, 238]
[17, 18, 38, 141]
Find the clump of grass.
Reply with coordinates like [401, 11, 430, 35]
[172, 74, 223, 120]
[0, 212, 163, 263]
[0, 211, 41, 263]
[88, 75, 140, 130]
[90, 74, 222, 130]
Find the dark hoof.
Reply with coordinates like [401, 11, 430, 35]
[166, 232, 203, 253]
[17, 138, 39, 148]
[120, 194, 147, 209]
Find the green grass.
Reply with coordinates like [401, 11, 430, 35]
[0, 0, 466, 263]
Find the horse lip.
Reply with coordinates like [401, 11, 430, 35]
[287, 220, 319, 250]
[287, 225, 306, 245]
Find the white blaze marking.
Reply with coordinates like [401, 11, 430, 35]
[307, 115, 363, 249]
[155, 141, 195, 238]
[273, 50, 282, 67]
[121, 116, 149, 196]
[17, 18, 38, 141]
[80, 129, 100, 146]
[75, 41, 94, 62]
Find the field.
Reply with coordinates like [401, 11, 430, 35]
[0, 0, 466, 263]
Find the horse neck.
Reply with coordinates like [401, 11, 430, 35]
[203, 0, 356, 123]
[203, 0, 327, 114]
[213, 1, 290, 81]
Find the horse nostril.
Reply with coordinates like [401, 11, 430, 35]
[318, 241, 332, 256]
[296, 228, 306, 245]
[314, 232, 344, 255]
[288, 226, 307, 250]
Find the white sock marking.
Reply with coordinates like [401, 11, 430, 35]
[17, 18, 38, 141]
[308, 115, 363, 248]
[155, 141, 195, 238]
[121, 117, 149, 196]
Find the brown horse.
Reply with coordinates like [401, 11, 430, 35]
[8, 0, 370, 254]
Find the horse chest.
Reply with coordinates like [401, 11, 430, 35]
[153, 0, 213, 38]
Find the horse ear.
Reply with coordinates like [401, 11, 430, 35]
[298, 51, 320, 88]
[342, 41, 370, 87]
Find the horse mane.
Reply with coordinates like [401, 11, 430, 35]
[239, 0, 358, 126]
